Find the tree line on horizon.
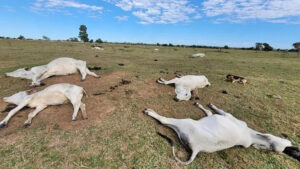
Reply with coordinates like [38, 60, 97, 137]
[0, 24, 299, 53]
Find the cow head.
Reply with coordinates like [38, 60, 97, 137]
[175, 87, 192, 101]
[202, 77, 211, 88]
[5, 68, 34, 80]
[253, 133, 292, 152]
[3, 91, 29, 105]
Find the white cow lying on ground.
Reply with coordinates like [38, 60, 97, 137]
[0, 83, 88, 128]
[94, 46, 104, 50]
[144, 103, 300, 165]
[157, 75, 211, 101]
[5, 57, 99, 87]
[191, 53, 205, 58]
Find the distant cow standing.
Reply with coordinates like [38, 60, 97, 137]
[5, 57, 100, 87]
[0, 83, 88, 128]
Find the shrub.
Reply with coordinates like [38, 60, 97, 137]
[95, 38, 103, 43]
[17, 35, 25, 40]
[263, 43, 273, 51]
[67, 37, 79, 42]
[42, 36, 50, 40]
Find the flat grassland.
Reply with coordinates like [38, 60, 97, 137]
[0, 39, 299, 169]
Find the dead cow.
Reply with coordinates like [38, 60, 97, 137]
[157, 75, 211, 101]
[144, 103, 300, 165]
[5, 57, 99, 87]
[226, 74, 247, 85]
[0, 83, 88, 128]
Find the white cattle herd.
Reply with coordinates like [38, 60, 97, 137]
[1, 57, 299, 164]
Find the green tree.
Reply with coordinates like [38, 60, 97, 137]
[17, 35, 25, 40]
[78, 25, 89, 42]
[263, 43, 273, 51]
[224, 45, 229, 49]
[95, 38, 103, 43]
[67, 37, 79, 42]
[255, 43, 263, 51]
[42, 36, 50, 40]
[293, 42, 300, 55]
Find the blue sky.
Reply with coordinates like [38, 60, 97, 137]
[0, 0, 300, 49]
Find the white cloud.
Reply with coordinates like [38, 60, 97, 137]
[32, 0, 103, 15]
[108, 0, 200, 24]
[202, 0, 300, 23]
[0, 6, 16, 12]
[30, 0, 300, 24]
[115, 15, 129, 21]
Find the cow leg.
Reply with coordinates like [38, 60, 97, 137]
[157, 78, 177, 85]
[70, 95, 83, 121]
[71, 103, 81, 121]
[80, 103, 88, 120]
[208, 103, 227, 115]
[143, 109, 180, 128]
[65, 90, 84, 121]
[194, 103, 212, 116]
[31, 73, 44, 87]
[0, 102, 28, 128]
[85, 68, 99, 78]
[145, 109, 200, 165]
[39, 72, 52, 81]
[190, 89, 199, 100]
[77, 66, 87, 81]
[32, 71, 52, 87]
[24, 105, 46, 127]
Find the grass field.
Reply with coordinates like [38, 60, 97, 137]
[0, 39, 299, 169]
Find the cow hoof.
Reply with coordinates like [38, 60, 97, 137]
[40, 82, 46, 86]
[173, 98, 179, 102]
[23, 123, 30, 128]
[0, 123, 6, 128]
[156, 78, 162, 83]
[72, 119, 76, 121]
[143, 109, 154, 115]
[81, 79, 85, 82]
[143, 109, 149, 115]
